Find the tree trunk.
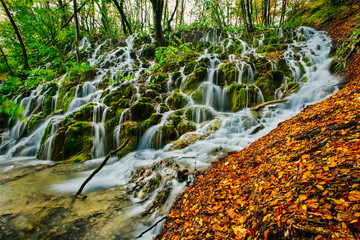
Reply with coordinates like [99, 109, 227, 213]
[73, 0, 81, 61]
[150, 0, 166, 46]
[112, 0, 132, 35]
[0, 0, 30, 70]
[280, 0, 286, 25]
[167, 0, 179, 32]
[0, 45, 13, 74]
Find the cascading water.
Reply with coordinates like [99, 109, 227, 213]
[0, 27, 338, 239]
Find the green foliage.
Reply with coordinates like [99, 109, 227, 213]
[0, 94, 24, 120]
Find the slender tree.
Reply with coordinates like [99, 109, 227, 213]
[167, 0, 179, 32]
[150, 0, 166, 46]
[0, 0, 30, 70]
[0, 45, 13, 74]
[73, 0, 81, 61]
[112, 0, 132, 35]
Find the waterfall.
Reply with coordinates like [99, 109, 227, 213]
[0, 27, 339, 239]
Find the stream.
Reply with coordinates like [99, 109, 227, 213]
[0, 27, 338, 239]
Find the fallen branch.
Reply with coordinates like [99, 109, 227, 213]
[251, 99, 288, 112]
[292, 120, 359, 140]
[135, 216, 167, 239]
[70, 138, 129, 206]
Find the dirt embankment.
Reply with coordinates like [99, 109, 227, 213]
[156, 3, 360, 240]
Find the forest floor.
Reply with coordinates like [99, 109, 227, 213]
[156, 3, 360, 240]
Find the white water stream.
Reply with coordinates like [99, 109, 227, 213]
[0, 27, 338, 239]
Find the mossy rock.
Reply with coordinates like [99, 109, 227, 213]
[117, 121, 139, 159]
[56, 85, 76, 112]
[159, 103, 170, 113]
[43, 84, 58, 116]
[27, 114, 45, 134]
[37, 123, 66, 161]
[63, 121, 93, 162]
[177, 121, 196, 136]
[130, 101, 155, 121]
[103, 84, 133, 108]
[141, 44, 156, 59]
[73, 103, 96, 121]
[227, 84, 247, 111]
[166, 92, 188, 110]
[191, 85, 204, 104]
[181, 67, 207, 95]
[56, 64, 96, 111]
[254, 76, 274, 102]
[219, 62, 237, 86]
[184, 60, 197, 75]
[196, 41, 210, 52]
[160, 124, 178, 146]
[227, 39, 244, 54]
[150, 73, 167, 84]
[144, 113, 162, 129]
[276, 58, 293, 79]
[227, 84, 260, 111]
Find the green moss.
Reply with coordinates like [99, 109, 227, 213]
[167, 92, 188, 110]
[73, 103, 96, 121]
[105, 116, 119, 132]
[184, 60, 197, 75]
[181, 67, 207, 95]
[43, 84, 58, 116]
[191, 86, 204, 104]
[130, 101, 155, 121]
[227, 84, 247, 111]
[177, 121, 196, 136]
[219, 62, 237, 85]
[143, 113, 162, 129]
[63, 121, 93, 162]
[159, 103, 170, 113]
[27, 114, 45, 133]
[196, 41, 210, 52]
[255, 78, 272, 102]
[117, 121, 139, 158]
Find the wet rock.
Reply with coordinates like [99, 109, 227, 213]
[130, 98, 155, 121]
[143, 113, 162, 129]
[181, 67, 207, 95]
[166, 92, 188, 110]
[63, 121, 93, 162]
[116, 121, 139, 159]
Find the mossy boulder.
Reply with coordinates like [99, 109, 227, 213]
[196, 41, 210, 52]
[27, 114, 45, 134]
[141, 44, 156, 59]
[166, 92, 188, 110]
[227, 39, 244, 54]
[130, 99, 155, 121]
[219, 62, 237, 86]
[43, 84, 58, 116]
[177, 121, 196, 136]
[227, 84, 260, 112]
[63, 121, 93, 162]
[181, 67, 207, 95]
[72, 103, 96, 121]
[144, 113, 162, 129]
[184, 60, 197, 75]
[56, 64, 96, 111]
[117, 121, 139, 159]
[254, 70, 283, 102]
[37, 122, 67, 161]
[103, 84, 133, 110]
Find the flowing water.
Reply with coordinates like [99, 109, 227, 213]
[0, 27, 338, 239]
